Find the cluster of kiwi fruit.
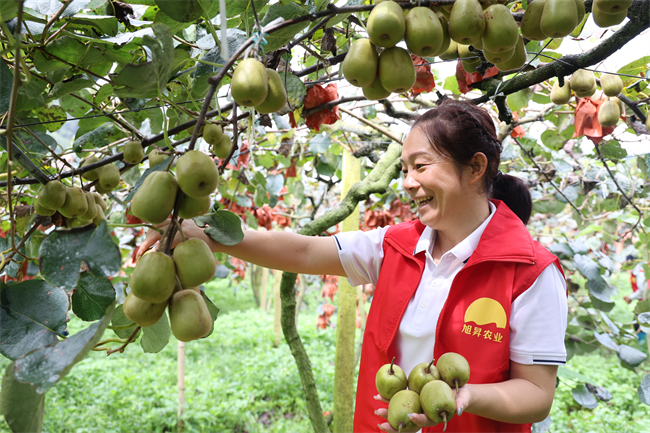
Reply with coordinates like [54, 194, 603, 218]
[35, 180, 108, 227]
[376, 353, 470, 432]
[201, 123, 233, 160]
[126, 145, 219, 341]
[130, 148, 217, 224]
[80, 155, 121, 195]
[230, 58, 288, 113]
[551, 70, 625, 127]
[125, 235, 217, 341]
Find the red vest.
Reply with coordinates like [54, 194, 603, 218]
[353, 200, 564, 433]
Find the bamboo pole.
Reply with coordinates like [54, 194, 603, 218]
[332, 148, 361, 433]
[177, 341, 186, 431]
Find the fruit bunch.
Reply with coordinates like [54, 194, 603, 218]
[130, 150, 217, 224]
[231, 58, 288, 113]
[376, 353, 470, 432]
[35, 180, 107, 227]
[126, 236, 217, 341]
[202, 123, 233, 160]
[81, 155, 121, 195]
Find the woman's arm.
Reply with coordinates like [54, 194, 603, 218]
[377, 361, 557, 432]
[137, 219, 347, 277]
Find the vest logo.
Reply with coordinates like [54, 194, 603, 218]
[461, 298, 507, 343]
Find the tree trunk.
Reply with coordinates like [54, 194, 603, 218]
[249, 263, 261, 308]
[295, 275, 307, 325]
[333, 148, 361, 433]
[260, 266, 269, 313]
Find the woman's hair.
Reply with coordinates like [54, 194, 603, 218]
[411, 99, 532, 224]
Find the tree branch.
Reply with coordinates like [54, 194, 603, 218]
[339, 107, 404, 144]
[302, 96, 366, 117]
[471, 2, 650, 104]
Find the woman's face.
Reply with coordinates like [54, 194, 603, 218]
[401, 127, 472, 230]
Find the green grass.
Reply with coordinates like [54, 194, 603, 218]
[1, 274, 649, 432]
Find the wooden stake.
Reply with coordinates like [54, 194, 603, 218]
[177, 340, 185, 431]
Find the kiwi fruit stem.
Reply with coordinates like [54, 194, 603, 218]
[441, 412, 448, 432]
[426, 359, 435, 374]
[389, 356, 396, 375]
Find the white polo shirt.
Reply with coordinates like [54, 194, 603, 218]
[334, 202, 568, 378]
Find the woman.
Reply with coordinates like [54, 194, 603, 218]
[138, 100, 568, 433]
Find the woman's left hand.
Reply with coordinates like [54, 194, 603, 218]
[375, 385, 472, 432]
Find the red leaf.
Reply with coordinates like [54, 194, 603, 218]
[225, 141, 250, 171]
[303, 84, 340, 132]
[455, 61, 499, 94]
[510, 111, 525, 138]
[411, 55, 435, 94]
[126, 208, 142, 225]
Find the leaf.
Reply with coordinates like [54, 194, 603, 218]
[140, 311, 170, 353]
[279, 72, 306, 108]
[639, 374, 650, 405]
[12, 303, 115, 394]
[594, 331, 620, 352]
[586, 383, 612, 402]
[201, 291, 220, 338]
[72, 123, 114, 152]
[72, 273, 116, 322]
[571, 384, 598, 409]
[67, 14, 119, 36]
[32, 105, 67, 132]
[638, 312, 650, 326]
[39, 221, 122, 291]
[618, 56, 650, 78]
[586, 276, 614, 303]
[47, 77, 95, 101]
[0, 59, 12, 115]
[599, 311, 619, 336]
[15, 130, 60, 159]
[540, 130, 564, 150]
[549, 242, 573, 258]
[0, 363, 45, 433]
[266, 173, 284, 195]
[309, 132, 331, 153]
[260, 3, 309, 52]
[0, 0, 18, 20]
[227, 0, 268, 18]
[110, 23, 175, 98]
[506, 88, 533, 112]
[532, 415, 551, 433]
[193, 211, 244, 246]
[154, 0, 214, 23]
[193, 29, 247, 78]
[124, 156, 173, 202]
[600, 142, 627, 160]
[617, 345, 647, 367]
[557, 366, 598, 384]
[0, 280, 68, 361]
[110, 304, 137, 339]
[573, 254, 600, 280]
[325, 0, 363, 28]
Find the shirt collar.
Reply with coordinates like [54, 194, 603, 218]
[413, 201, 497, 263]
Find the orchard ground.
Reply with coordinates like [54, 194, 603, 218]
[1, 273, 647, 433]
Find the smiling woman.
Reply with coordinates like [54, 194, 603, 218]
[138, 100, 568, 433]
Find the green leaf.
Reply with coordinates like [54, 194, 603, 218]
[594, 331, 620, 352]
[111, 23, 175, 98]
[201, 291, 220, 338]
[193, 29, 247, 78]
[557, 366, 598, 385]
[617, 345, 647, 367]
[47, 77, 95, 101]
[0, 60, 12, 115]
[193, 210, 244, 246]
[266, 173, 284, 195]
[260, 3, 310, 52]
[15, 130, 60, 159]
[67, 14, 119, 36]
[599, 142, 627, 160]
[586, 276, 614, 303]
[140, 311, 170, 353]
[154, 0, 214, 23]
[0, 363, 45, 433]
[571, 384, 598, 409]
[0, 280, 68, 361]
[279, 72, 306, 108]
[309, 132, 331, 153]
[110, 305, 138, 339]
[72, 123, 114, 152]
[540, 130, 564, 150]
[0, 0, 18, 20]
[32, 105, 67, 132]
[39, 221, 122, 291]
[444, 75, 461, 95]
[72, 273, 116, 321]
[228, 0, 268, 18]
[573, 254, 600, 280]
[639, 374, 650, 406]
[618, 56, 650, 78]
[506, 88, 533, 112]
[13, 303, 115, 394]
[124, 156, 173, 202]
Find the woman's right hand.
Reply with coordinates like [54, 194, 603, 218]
[136, 219, 217, 258]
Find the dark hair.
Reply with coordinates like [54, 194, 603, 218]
[411, 99, 532, 224]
